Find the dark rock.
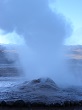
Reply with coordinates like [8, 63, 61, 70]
[19, 78, 58, 92]
[25, 102, 31, 108]
[69, 101, 75, 106]
[54, 103, 61, 107]
[64, 101, 71, 107]
[30, 78, 58, 90]
[13, 100, 25, 107]
[31, 102, 46, 107]
[31, 79, 41, 84]
[63, 101, 79, 107]
[1, 101, 6, 106]
[73, 101, 79, 106]
[6, 101, 14, 106]
[79, 100, 82, 106]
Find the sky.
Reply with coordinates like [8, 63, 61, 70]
[0, 0, 82, 45]
[54, 0, 82, 45]
[0, 30, 24, 45]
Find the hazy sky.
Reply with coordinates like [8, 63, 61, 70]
[54, 0, 82, 45]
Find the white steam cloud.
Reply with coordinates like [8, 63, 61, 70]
[0, 0, 74, 86]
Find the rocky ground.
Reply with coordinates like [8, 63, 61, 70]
[0, 45, 82, 109]
[0, 78, 82, 110]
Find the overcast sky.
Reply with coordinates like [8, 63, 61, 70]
[54, 0, 82, 45]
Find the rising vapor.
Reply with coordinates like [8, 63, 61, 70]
[0, 0, 73, 86]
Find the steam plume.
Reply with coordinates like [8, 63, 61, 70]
[0, 0, 72, 86]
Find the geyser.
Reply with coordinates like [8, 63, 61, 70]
[0, 0, 75, 86]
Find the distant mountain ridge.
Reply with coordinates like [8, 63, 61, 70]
[66, 45, 82, 59]
[0, 44, 82, 77]
[0, 45, 20, 77]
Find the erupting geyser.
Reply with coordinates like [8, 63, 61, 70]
[0, 0, 75, 86]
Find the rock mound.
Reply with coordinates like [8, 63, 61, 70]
[19, 78, 58, 91]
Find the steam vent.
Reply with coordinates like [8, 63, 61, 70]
[0, 45, 20, 77]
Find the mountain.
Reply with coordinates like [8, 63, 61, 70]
[0, 44, 20, 77]
[0, 44, 82, 77]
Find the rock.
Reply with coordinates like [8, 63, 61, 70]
[63, 101, 71, 107]
[38, 78, 58, 90]
[13, 100, 25, 107]
[78, 100, 82, 106]
[19, 78, 58, 92]
[31, 102, 46, 107]
[1, 101, 6, 106]
[6, 101, 14, 106]
[31, 79, 41, 84]
[31, 78, 57, 89]
[25, 102, 31, 108]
